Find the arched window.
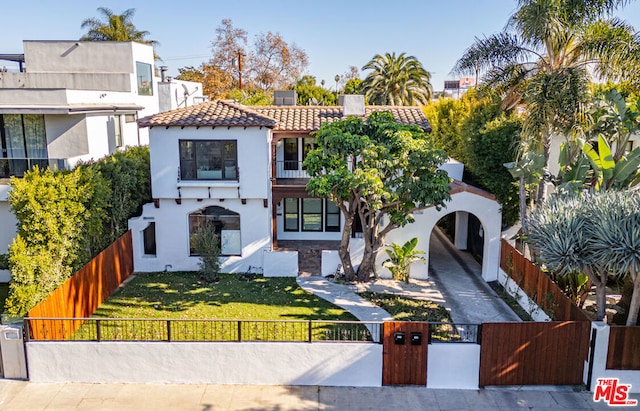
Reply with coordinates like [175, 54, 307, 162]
[189, 206, 241, 256]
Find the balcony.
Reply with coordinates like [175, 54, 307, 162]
[0, 158, 68, 178]
[275, 161, 311, 179]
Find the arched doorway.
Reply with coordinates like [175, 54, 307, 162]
[428, 211, 485, 282]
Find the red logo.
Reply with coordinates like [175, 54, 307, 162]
[594, 378, 638, 406]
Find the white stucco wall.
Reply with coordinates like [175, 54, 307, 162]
[130, 198, 271, 273]
[381, 191, 502, 282]
[0, 201, 16, 282]
[498, 268, 551, 322]
[149, 126, 270, 200]
[26, 342, 383, 386]
[427, 344, 480, 389]
[587, 322, 640, 393]
[263, 251, 298, 277]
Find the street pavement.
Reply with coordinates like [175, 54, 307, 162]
[1, 379, 636, 410]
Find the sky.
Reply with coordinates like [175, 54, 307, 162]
[4, 0, 640, 92]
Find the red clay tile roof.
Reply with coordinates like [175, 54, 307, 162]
[139, 100, 431, 131]
[138, 100, 277, 128]
[251, 105, 431, 132]
[449, 180, 497, 201]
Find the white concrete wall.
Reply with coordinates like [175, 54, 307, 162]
[26, 342, 383, 386]
[0, 201, 16, 282]
[149, 126, 270, 200]
[129, 199, 271, 273]
[587, 322, 640, 393]
[440, 158, 464, 181]
[381, 191, 502, 282]
[158, 80, 205, 113]
[498, 268, 551, 322]
[427, 344, 480, 389]
[263, 250, 298, 277]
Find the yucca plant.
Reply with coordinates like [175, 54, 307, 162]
[382, 238, 425, 283]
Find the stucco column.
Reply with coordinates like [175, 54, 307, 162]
[454, 211, 468, 250]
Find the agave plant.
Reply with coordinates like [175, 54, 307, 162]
[382, 237, 426, 283]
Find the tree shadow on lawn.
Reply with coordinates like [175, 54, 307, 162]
[92, 272, 356, 321]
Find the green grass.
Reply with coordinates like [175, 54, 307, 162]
[93, 272, 358, 321]
[358, 291, 452, 322]
[61, 272, 372, 342]
[358, 292, 475, 342]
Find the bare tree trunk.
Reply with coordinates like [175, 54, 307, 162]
[584, 267, 606, 321]
[338, 212, 357, 282]
[626, 272, 640, 326]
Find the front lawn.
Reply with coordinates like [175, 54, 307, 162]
[93, 272, 357, 321]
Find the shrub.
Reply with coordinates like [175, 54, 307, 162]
[190, 223, 221, 282]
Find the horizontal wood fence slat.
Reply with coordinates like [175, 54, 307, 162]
[27, 231, 133, 340]
[606, 326, 640, 370]
[500, 240, 590, 322]
[479, 321, 591, 386]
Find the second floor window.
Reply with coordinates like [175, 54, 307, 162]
[179, 140, 238, 181]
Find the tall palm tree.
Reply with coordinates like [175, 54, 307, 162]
[361, 52, 432, 106]
[453, 0, 639, 167]
[80, 7, 158, 47]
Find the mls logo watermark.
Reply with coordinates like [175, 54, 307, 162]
[594, 378, 638, 406]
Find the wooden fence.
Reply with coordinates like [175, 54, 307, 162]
[479, 321, 591, 386]
[606, 326, 640, 370]
[27, 231, 134, 340]
[500, 240, 590, 322]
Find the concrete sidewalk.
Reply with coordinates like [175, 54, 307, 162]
[0, 380, 633, 410]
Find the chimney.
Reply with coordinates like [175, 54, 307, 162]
[160, 66, 168, 82]
[341, 95, 365, 116]
[274, 90, 297, 106]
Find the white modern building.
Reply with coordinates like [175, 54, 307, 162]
[130, 95, 503, 281]
[0, 40, 204, 280]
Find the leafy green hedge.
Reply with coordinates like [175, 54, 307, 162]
[424, 89, 521, 226]
[5, 146, 150, 316]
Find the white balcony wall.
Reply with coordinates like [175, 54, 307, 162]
[150, 127, 271, 200]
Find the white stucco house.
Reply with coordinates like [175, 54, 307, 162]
[0, 40, 204, 280]
[131, 95, 503, 281]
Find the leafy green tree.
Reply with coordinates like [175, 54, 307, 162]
[176, 64, 233, 99]
[87, 146, 151, 248]
[453, 0, 640, 199]
[225, 88, 273, 105]
[425, 89, 521, 226]
[190, 223, 221, 283]
[292, 76, 337, 105]
[304, 112, 451, 282]
[343, 78, 363, 95]
[80, 7, 157, 45]
[361, 52, 433, 105]
[382, 238, 426, 283]
[6, 167, 109, 315]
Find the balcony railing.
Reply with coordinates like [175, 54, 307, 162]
[0, 158, 68, 178]
[275, 161, 311, 179]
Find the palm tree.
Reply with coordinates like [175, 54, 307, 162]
[80, 7, 158, 47]
[361, 52, 432, 106]
[453, 0, 639, 196]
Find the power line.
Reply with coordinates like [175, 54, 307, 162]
[162, 55, 210, 61]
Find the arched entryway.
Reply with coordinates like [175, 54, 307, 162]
[380, 183, 501, 282]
